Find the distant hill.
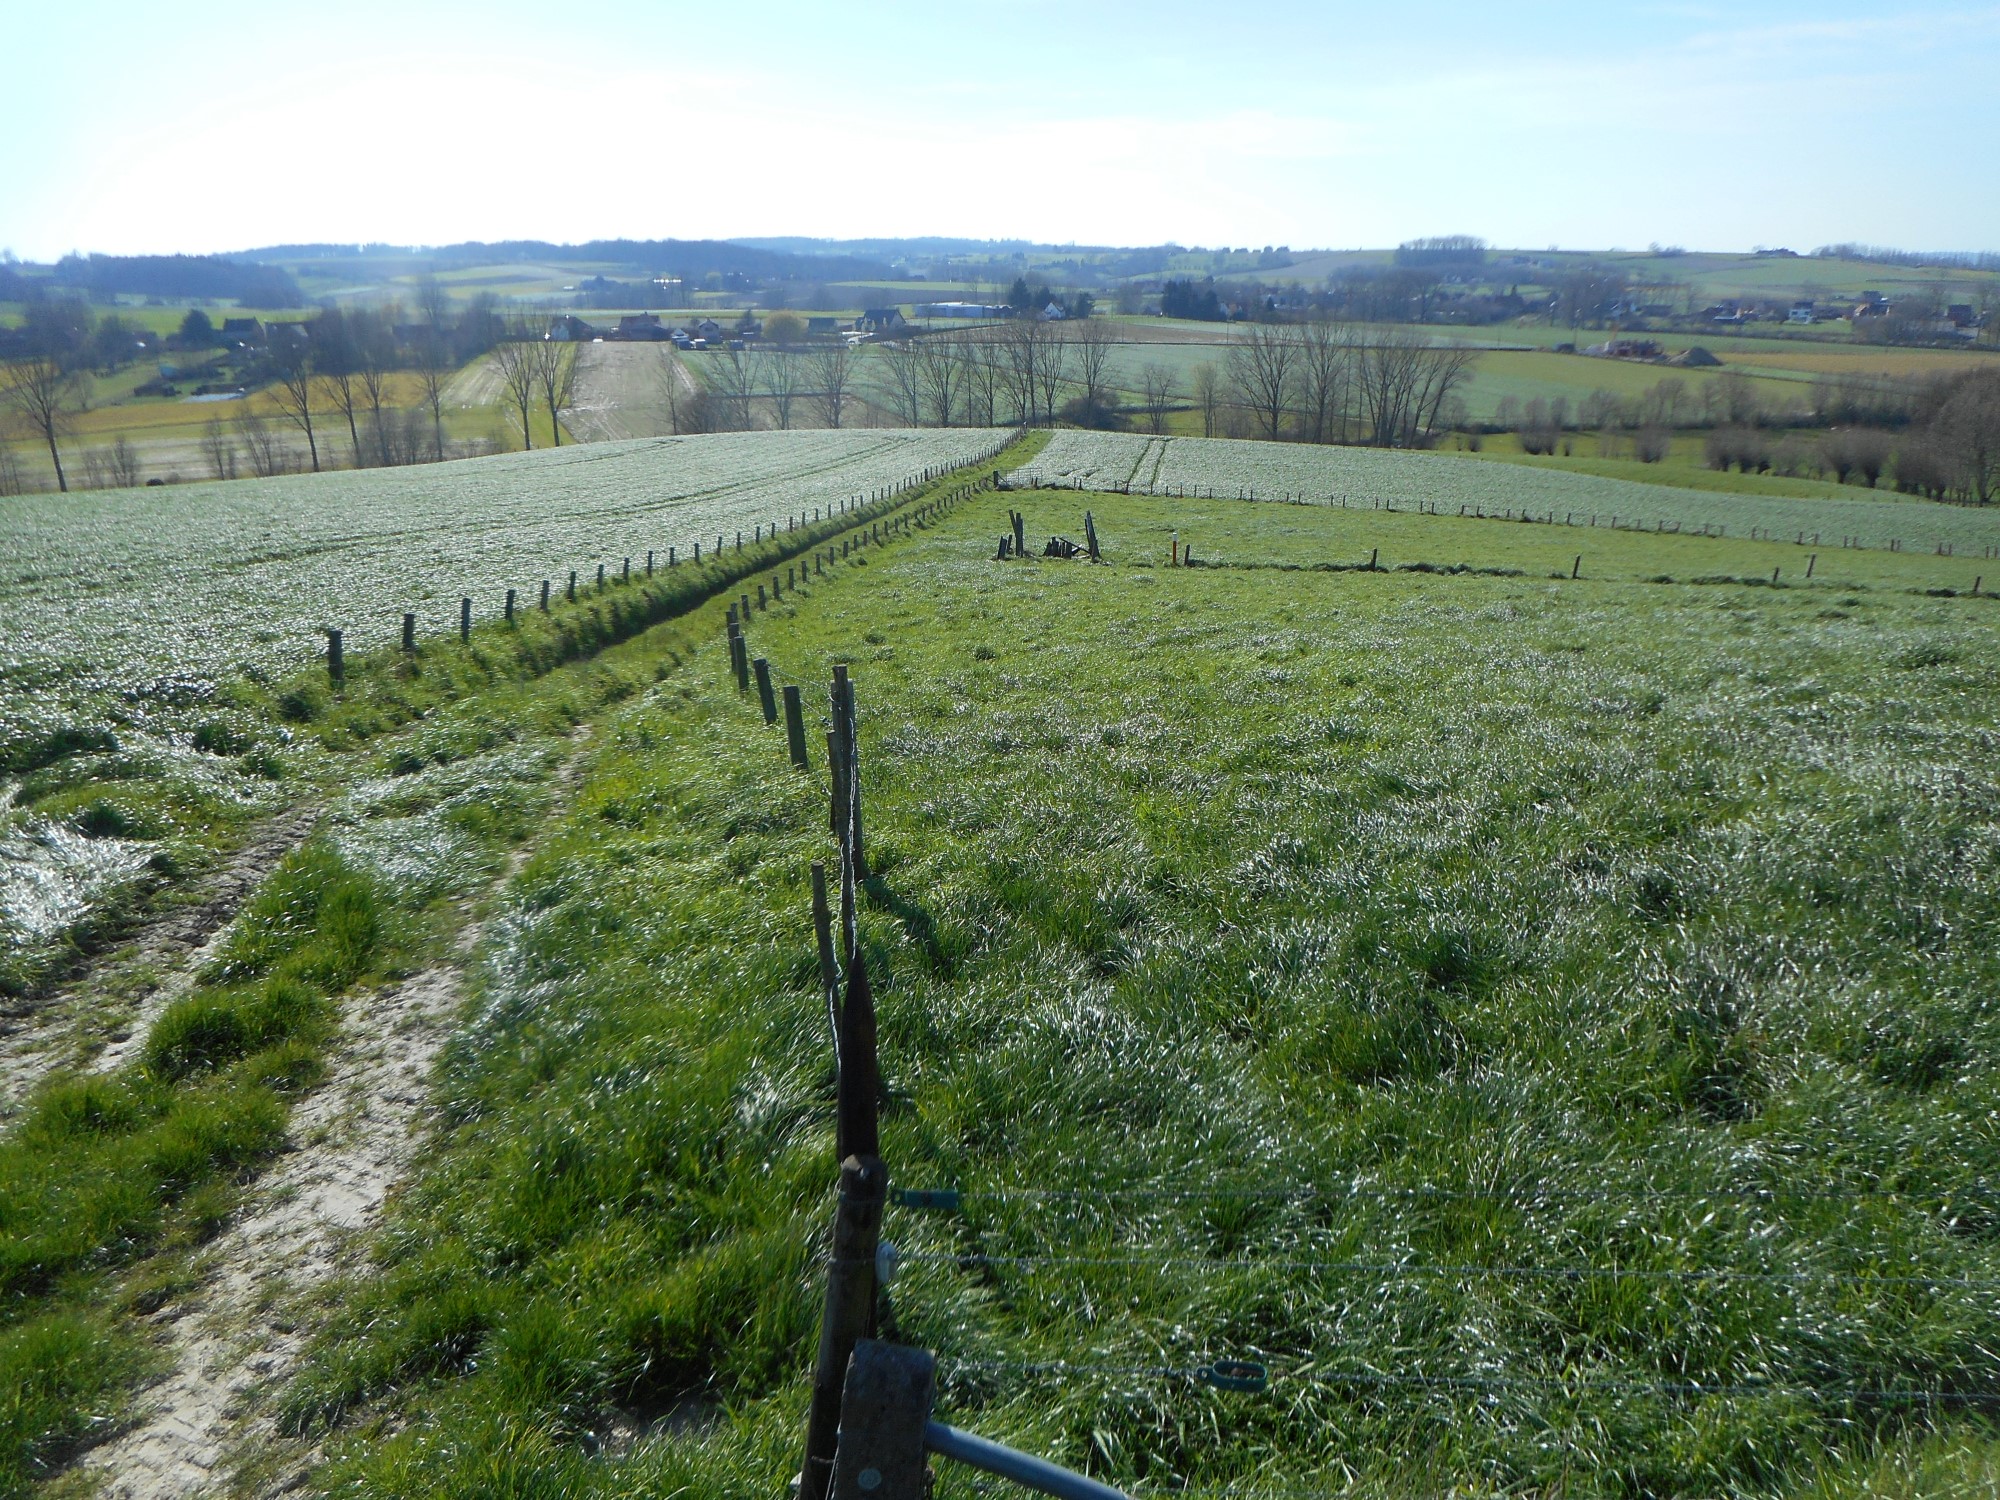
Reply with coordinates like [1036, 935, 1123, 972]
[51, 253, 306, 307]
[235, 238, 893, 284]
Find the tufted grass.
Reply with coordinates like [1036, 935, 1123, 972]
[290, 485, 2000, 1496]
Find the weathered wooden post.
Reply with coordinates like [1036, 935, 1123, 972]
[597, 562, 606, 589]
[505, 588, 516, 623]
[753, 657, 778, 724]
[1807, 554, 1817, 578]
[784, 685, 810, 770]
[1572, 555, 1581, 579]
[622, 557, 630, 583]
[402, 612, 416, 651]
[568, 569, 577, 602]
[540, 579, 551, 611]
[647, 549, 654, 576]
[460, 596, 471, 643]
[325, 628, 343, 683]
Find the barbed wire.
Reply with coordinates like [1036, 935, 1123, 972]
[911, 1180, 2000, 1209]
[937, 1354, 2000, 1409]
[867, 1249, 2000, 1293]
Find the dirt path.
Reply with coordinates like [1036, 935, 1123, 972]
[565, 342, 684, 443]
[0, 806, 319, 1119]
[77, 732, 593, 1498]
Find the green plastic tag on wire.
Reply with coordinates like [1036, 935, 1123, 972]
[1197, 1361, 1269, 1393]
[891, 1187, 962, 1212]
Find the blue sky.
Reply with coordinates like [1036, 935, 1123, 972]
[2, 0, 1995, 260]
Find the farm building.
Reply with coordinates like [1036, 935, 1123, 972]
[915, 302, 1010, 320]
[219, 317, 265, 348]
[546, 315, 596, 341]
[614, 313, 669, 341]
[858, 308, 907, 331]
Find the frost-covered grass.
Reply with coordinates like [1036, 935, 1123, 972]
[0, 429, 1005, 713]
[0, 430, 1012, 1000]
[1009, 433, 2000, 558]
[289, 487, 2000, 1499]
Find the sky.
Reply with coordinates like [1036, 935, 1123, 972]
[2, 0, 1997, 262]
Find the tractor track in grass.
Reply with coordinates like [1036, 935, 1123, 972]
[75, 729, 595, 1499]
[0, 805, 322, 1121]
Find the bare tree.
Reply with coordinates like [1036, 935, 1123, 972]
[655, 347, 711, 434]
[316, 312, 367, 466]
[1193, 361, 1221, 438]
[267, 336, 323, 471]
[416, 328, 451, 460]
[1033, 322, 1070, 429]
[1139, 361, 1178, 434]
[765, 350, 802, 429]
[1355, 330, 1478, 447]
[490, 337, 539, 450]
[1932, 370, 2000, 503]
[1296, 318, 1356, 444]
[878, 340, 924, 427]
[997, 319, 1040, 426]
[533, 338, 580, 446]
[712, 347, 759, 430]
[960, 334, 1002, 427]
[808, 342, 853, 428]
[0, 352, 87, 491]
[357, 308, 398, 466]
[200, 415, 238, 481]
[0, 443, 29, 496]
[234, 409, 291, 477]
[915, 332, 967, 427]
[1072, 316, 1117, 425]
[1227, 324, 1298, 440]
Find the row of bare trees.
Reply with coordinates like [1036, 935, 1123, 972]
[1220, 321, 1479, 447]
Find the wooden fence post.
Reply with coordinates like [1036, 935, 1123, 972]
[798, 1154, 887, 1500]
[785, 685, 811, 770]
[402, 612, 416, 651]
[505, 588, 516, 623]
[540, 579, 551, 611]
[568, 570, 577, 602]
[460, 596, 471, 643]
[597, 562, 606, 589]
[753, 658, 778, 724]
[831, 1342, 936, 1500]
[325, 628, 343, 683]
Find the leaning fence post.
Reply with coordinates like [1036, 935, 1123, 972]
[798, 1154, 887, 1500]
[785, 685, 811, 770]
[753, 657, 778, 725]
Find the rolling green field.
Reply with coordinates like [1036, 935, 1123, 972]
[1008, 433, 2000, 561]
[283, 481, 2000, 1499]
[4, 431, 1999, 1497]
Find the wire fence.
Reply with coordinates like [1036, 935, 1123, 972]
[718, 483, 2000, 1498]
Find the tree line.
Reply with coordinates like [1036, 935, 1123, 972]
[0, 286, 507, 492]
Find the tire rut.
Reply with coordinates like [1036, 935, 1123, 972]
[75, 729, 594, 1498]
[0, 806, 320, 1119]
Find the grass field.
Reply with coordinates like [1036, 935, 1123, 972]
[0, 430, 1008, 999]
[1008, 433, 2000, 560]
[273, 477, 2000, 1499]
[5, 429, 2000, 1497]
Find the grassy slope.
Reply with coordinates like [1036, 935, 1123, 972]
[288, 484, 2000, 1498]
[0, 455, 1027, 1492]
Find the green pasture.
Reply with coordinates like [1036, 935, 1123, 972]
[279, 480, 2000, 1499]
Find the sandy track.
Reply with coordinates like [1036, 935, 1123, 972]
[76, 731, 593, 1497]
